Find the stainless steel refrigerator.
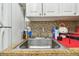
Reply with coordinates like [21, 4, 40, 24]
[0, 3, 12, 51]
[0, 3, 25, 51]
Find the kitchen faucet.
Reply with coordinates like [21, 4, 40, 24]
[38, 27, 45, 37]
[42, 27, 45, 32]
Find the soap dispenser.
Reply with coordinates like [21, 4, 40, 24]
[23, 29, 28, 40]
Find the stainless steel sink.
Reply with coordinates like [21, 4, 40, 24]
[27, 37, 52, 48]
[15, 37, 64, 49]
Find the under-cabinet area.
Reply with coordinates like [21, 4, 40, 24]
[1, 3, 79, 56]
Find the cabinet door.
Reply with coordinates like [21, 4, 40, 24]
[61, 3, 75, 16]
[0, 4, 12, 51]
[76, 4, 79, 16]
[0, 3, 3, 51]
[0, 3, 2, 23]
[2, 28, 12, 50]
[0, 28, 3, 51]
[3, 3, 12, 26]
[43, 3, 60, 16]
[26, 3, 42, 16]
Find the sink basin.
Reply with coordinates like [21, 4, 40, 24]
[35, 37, 46, 39]
[28, 38, 52, 48]
[16, 38, 62, 49]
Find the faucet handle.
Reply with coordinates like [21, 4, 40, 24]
[42, 27, 45, 32]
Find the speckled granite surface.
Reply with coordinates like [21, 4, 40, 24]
[0, 40, 79, 56]
[1, 48, 79, 56]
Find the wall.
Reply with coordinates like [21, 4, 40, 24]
[29, 20, 79, 37]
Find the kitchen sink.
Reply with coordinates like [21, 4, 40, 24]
[15, 37, 64, 49]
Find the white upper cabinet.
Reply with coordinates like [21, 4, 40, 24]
[43, 3, 60, 16]
[26, 3, 42, 16]
[61, 3, 76, 16]
[76, 4, 79, 15]
[26, 3, 78, 17]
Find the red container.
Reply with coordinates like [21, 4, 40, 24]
[76, 25, 79, 32]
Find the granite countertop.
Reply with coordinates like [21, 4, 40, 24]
[1, 40, 79, 56]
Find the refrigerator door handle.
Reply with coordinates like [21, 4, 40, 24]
[2, 31, 4, 49]
[0, 22, 3, 28]
[0, 28, 5, 50]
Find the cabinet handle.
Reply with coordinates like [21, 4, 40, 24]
[44, 13, 46, 15]
[74, 13, 76, 15]
[39, 13, 42, 15]
[1, 29, 5, 49]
